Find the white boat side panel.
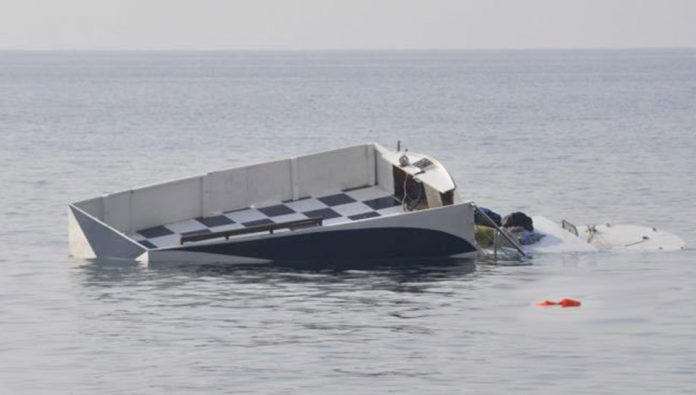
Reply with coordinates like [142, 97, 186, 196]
[76, 144, 382, 234]
[103, 190, 133, 233]
[290, 157, 300, 201]
[70, 144, 375, 229]
[246, 159, 293, 206]
[202, 167, 248, 217]
[374, 145, 395, 193]
[366, 144, 376, 186]
[74, 196, 104, 220]
[296, 144, 375, 197]
[131, 176, 203, 233]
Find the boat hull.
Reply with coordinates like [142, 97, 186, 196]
[68, 143, 479, 265]
[147, 227, 477, 264]
[145, 203, 478, 265]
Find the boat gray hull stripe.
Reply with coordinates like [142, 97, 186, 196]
[168, 227, 476, 261]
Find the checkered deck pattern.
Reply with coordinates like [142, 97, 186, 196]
[131, 186, 403, 249]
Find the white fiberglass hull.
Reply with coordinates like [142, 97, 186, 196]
[526, 216, 686, 254]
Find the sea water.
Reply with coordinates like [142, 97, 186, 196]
[0, 50, 695, 394]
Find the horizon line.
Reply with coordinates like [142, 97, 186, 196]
[1, 46, 694, 52]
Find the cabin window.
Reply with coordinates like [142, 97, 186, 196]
[392, 166, 407, 198]
[392, 165, 428, 210]
[441, 190, 454, 206]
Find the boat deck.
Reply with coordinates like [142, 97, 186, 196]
[130, 186, 404, 249]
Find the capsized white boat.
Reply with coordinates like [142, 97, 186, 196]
[529, 217, 686, 254]
[477, 214, 686, 256]
[69, 143, 479, 264]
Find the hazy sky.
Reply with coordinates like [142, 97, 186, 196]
[1, 0, 695, 50]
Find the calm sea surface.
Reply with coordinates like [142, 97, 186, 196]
[1, 50, 695, 394]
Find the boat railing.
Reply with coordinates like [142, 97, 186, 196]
[180, 217, 323, 245]
[561, 219, 579, 236]
[472, 204, 527, 258]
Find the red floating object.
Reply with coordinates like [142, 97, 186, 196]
[536, 298, 582, 308]
[558, 298, 581, 307]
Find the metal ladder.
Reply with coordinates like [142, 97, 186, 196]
[471, 203, 527, 259]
